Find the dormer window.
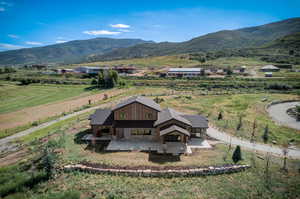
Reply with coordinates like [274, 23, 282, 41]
[147, 113, 153, 119]
[120, 112, 126, 119]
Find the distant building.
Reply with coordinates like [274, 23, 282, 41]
[264, 72, 273, 77]
[74, 66, 110, 74]
[260, 65, 280, 72]
[113, 66, 137, 74]
[239, 66, 247, 73]
[167, 68, 203, 78]
[53, 68, 74, 74]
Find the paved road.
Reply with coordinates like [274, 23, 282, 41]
[207, 127, 300, 159]
[267, 101, 300, 130]
[0, 97, 129, 153]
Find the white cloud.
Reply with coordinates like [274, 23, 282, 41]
[110, 24, 130, 28]
[25, 41, 43, 45]
[118, 29, 133, 33]
[83, 30, 121, 35]
[0, 7, 5, 11]
[0, 43, 24, 50]
[8, 34, 19, 38]
[55, 40, 67, 43]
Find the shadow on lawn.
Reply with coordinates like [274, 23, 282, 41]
[148, 152, 181, 164]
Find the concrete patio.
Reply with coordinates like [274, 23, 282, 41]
[105, 137, 211, 155]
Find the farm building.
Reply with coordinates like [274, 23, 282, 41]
[260, 65, 280, 72]
[113, 66, 137, 74]
[167, 68, 203, 77]
[74, 66, 110, 74]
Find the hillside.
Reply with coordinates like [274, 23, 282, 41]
[90, 17, 300, 61]
[0, 38, 152, 66]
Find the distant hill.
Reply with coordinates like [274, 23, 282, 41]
[90, 17, 300, 61]
[0, 38, 152, 66]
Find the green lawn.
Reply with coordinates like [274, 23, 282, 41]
[0, 82, 94, 114]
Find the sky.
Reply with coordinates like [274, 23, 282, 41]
[0, 0, 299, 51]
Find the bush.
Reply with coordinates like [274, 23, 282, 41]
[232, 145, 242, 163]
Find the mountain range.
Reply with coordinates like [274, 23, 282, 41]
[0, 38, 152, 66]
[0, 17, 299, 66]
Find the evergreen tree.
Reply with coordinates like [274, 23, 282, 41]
[262, 125, 269, 143]
[218, 111, 223, 120]
[232, 145, 242, 163]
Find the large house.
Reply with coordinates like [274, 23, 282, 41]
[88, 96, 209, 154]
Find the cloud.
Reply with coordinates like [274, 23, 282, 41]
[8, 34, 19, 38]
[0, 43, 24, 50]
[83, 30, 121, 35]
[0, 7, 5, 11]
[25, 41, 43, 45]
[55, 40, 67, 43]
[110, 24, 130, 28]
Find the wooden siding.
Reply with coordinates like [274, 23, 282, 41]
[114, 102, 158, 120]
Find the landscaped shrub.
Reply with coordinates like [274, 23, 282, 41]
[232, 145, 242, 163]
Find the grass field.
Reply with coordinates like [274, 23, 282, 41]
[1, 90, 300, 199]
[73, 55, 273, 70]
[159, 93, 300, 146]
[0, 81, 95, 114]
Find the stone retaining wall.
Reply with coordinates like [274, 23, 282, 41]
[64, 164, 251, 177]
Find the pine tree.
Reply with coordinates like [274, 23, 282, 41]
[232, 145, 242, 163]
[262, 125, 269, 143]
[218, 111, 223, 120]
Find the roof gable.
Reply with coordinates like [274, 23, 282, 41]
[112, 96, 161, 112]
[160, 125, 190, 136]
[154, 108, 192, 127]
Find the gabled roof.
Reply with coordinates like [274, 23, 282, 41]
[90, 108, 113, 125]
[112, 96, 161, 111]
[168, 68, 202, 72]
[160, 125, 190, 136]
[181, 115, 208, 128]
[261, 65, 279, 69]
[154, 108, 192, 127]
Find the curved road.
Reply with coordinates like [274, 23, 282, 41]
[207, 127, 300, 159]
[267, 101, 300, 130]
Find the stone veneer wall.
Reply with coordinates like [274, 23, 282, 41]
[64, 164, 250, 177]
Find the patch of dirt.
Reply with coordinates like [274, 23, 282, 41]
[0, 89, 125, 130]
[0, 148, 28, 167]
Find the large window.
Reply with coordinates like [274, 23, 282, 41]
[131, 129, 152, 135]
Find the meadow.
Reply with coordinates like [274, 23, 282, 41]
[160, 93, 300, 146]
[0, 81, 95, 114]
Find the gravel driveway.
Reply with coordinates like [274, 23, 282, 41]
[267, 101, 300, 130]
[207, 127, 300, 159]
